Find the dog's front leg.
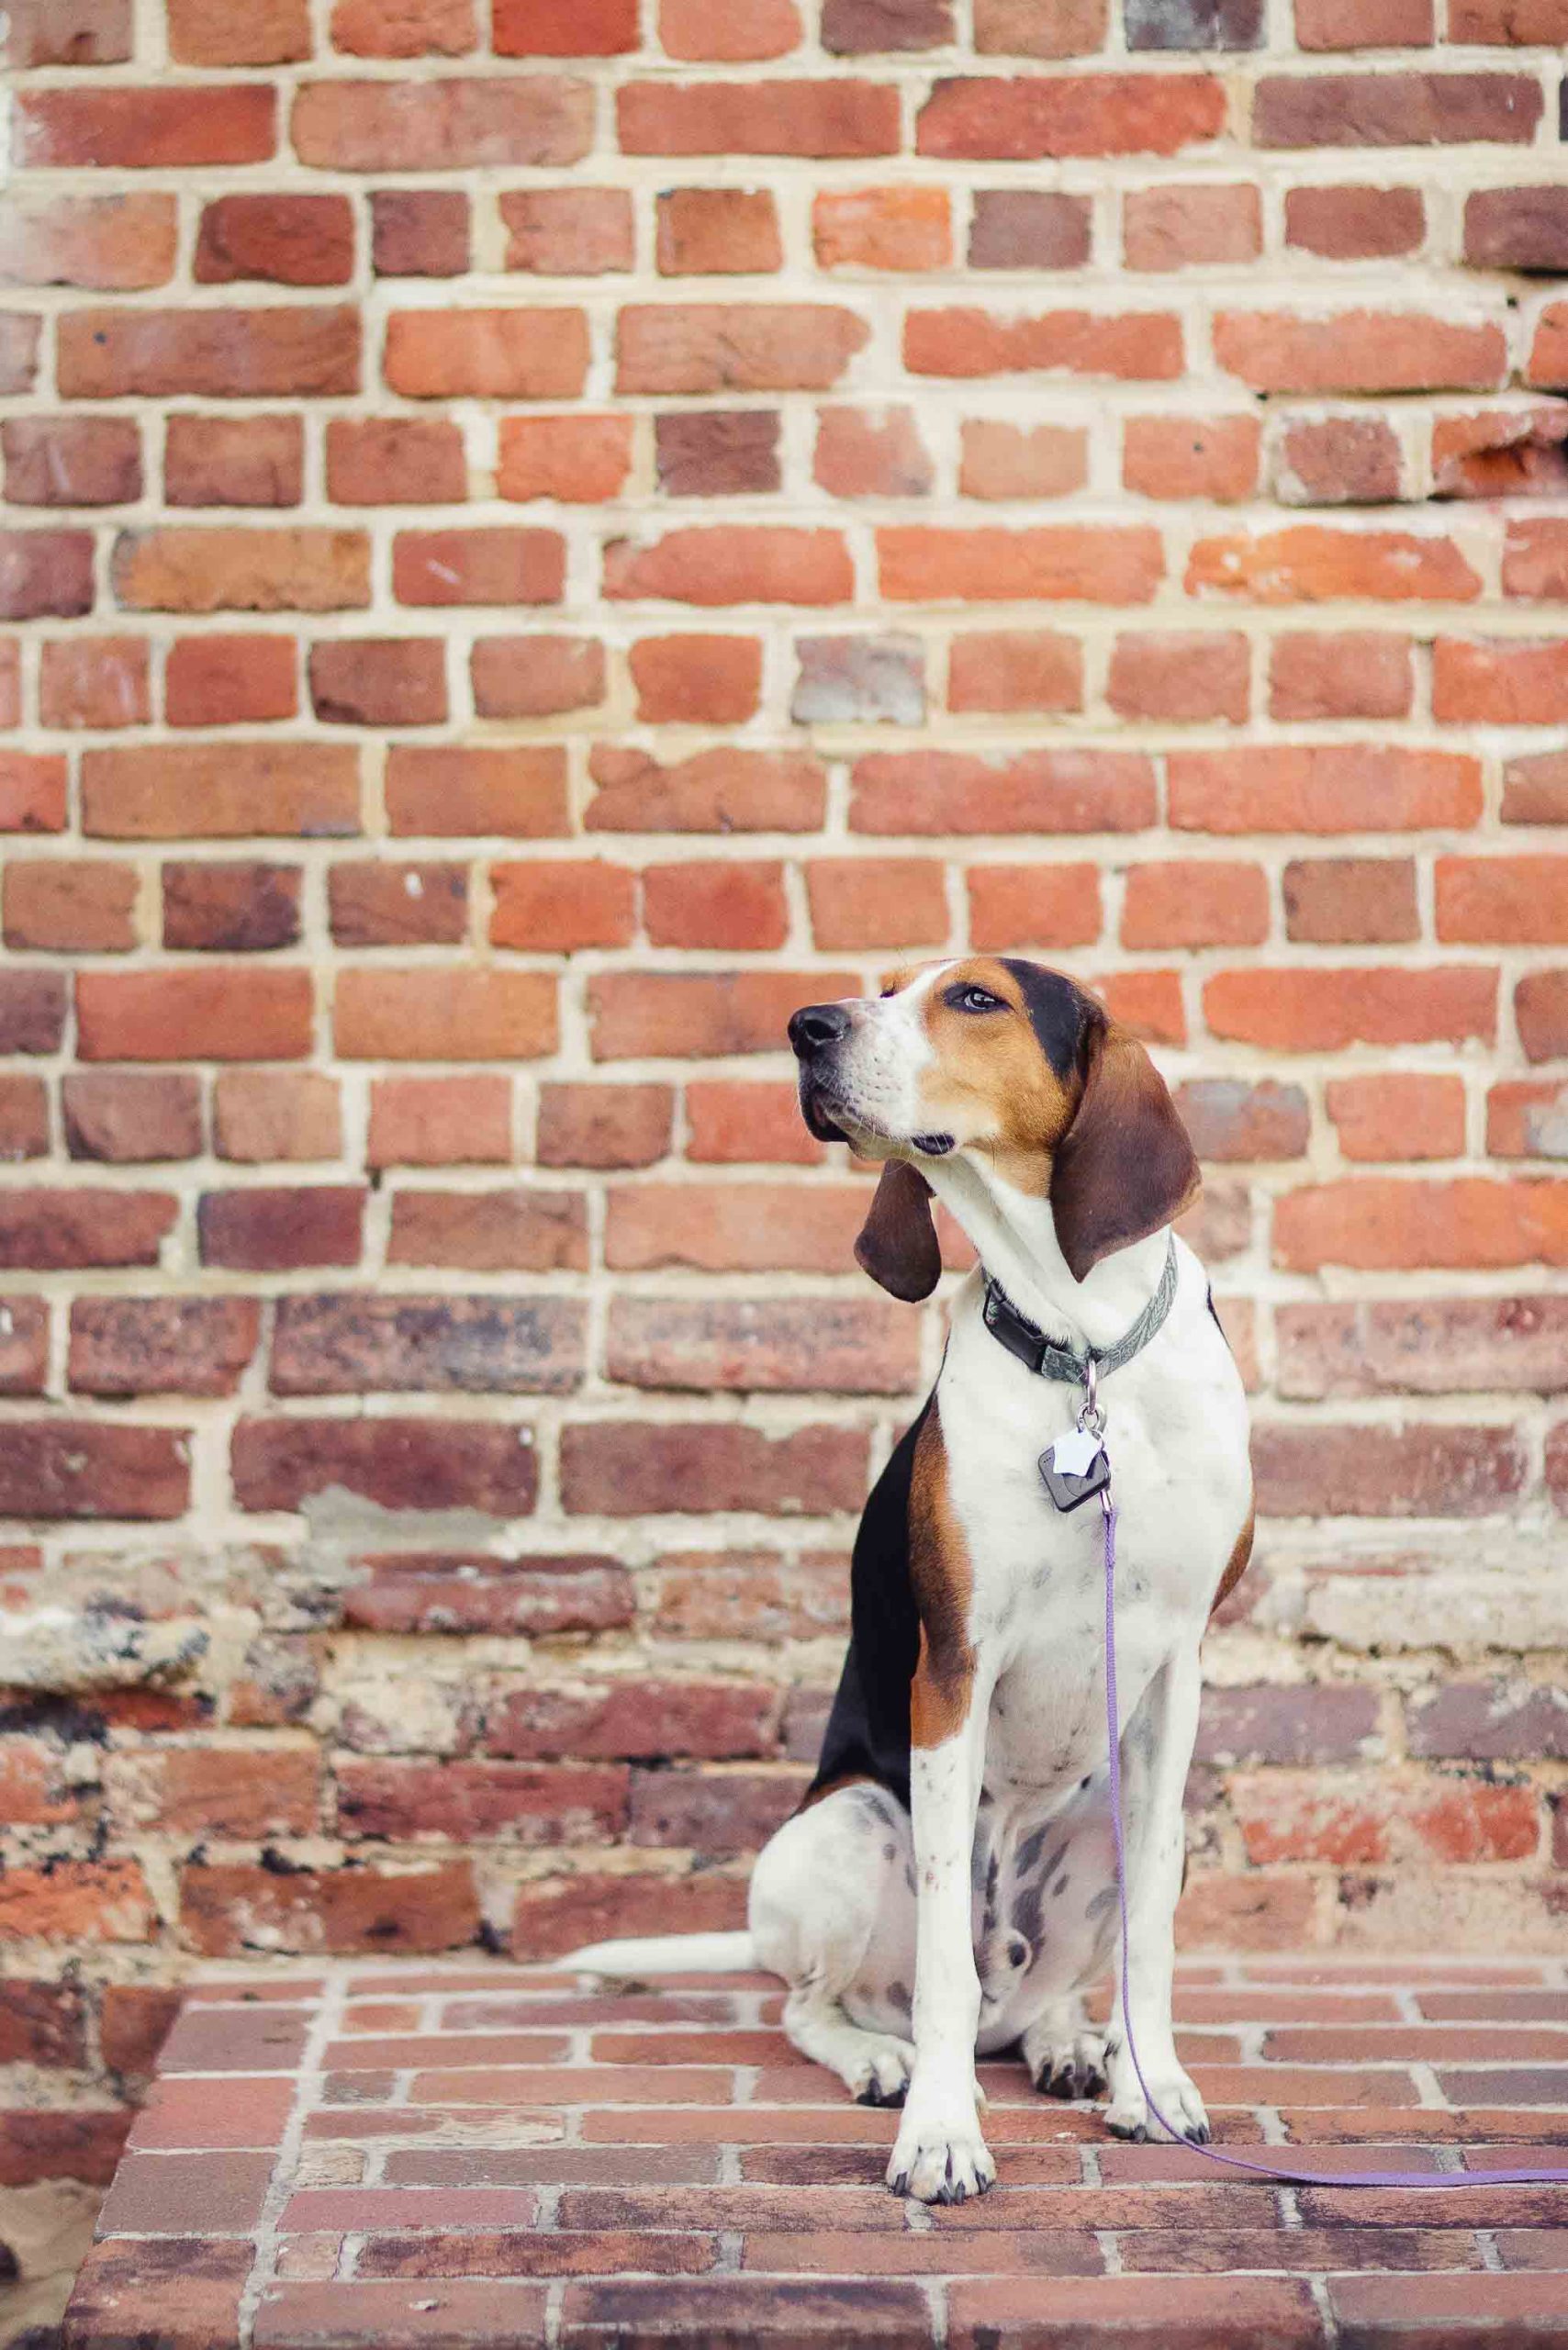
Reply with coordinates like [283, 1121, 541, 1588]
[1104, 1641, 1209, 2144]
[887, 1645, 994, 2203]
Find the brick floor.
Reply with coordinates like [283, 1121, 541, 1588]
[63, 1958, 1568, 2348]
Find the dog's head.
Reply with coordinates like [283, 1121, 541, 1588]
[788, 957, 1198, 1296]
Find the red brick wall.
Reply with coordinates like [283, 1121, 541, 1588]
[4, 0, 1568, 2241]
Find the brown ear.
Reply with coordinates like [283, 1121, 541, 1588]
[855, 1161, 941, 1302]
[1050, 1019, 1200, 1282]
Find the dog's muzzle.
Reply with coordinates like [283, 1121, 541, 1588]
[789, 1001, 858, 1143]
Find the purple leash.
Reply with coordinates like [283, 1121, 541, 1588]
[1100, 1482, 1568, 2191]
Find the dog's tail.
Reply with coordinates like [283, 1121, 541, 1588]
[563, 1930, 757, 1976]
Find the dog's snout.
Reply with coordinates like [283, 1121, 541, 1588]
[789, 1002, 852, 1058]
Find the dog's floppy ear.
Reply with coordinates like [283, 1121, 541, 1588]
[856, 1161, 941, 1302]
[1050, 1015, 1199, 1283]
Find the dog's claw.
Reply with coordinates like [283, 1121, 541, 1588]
[856, 2079, 907, 2109]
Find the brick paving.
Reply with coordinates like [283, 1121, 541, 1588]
[61, 1956, 1568, 2347]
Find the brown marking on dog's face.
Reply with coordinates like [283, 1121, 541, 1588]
[908, 1399, 976, 1750]
[1209, 1496, 1255, 1622]
[897, 956, 1087, 1197]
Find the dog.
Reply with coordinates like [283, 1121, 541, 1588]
[570, 957, 1253, 2205]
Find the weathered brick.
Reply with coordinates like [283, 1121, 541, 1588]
[367, 1078, 511, 1169]
[618, 80, 901, 157]
[917, 73, 1225, 158]
[505, 189, 634, 275]
[386, 1191, 587, 1272]
[198, 1187, 365, 1271]
[271, 1295, 585, 1395]
[371, 189, 470, 276]
[608, 1298, 920, 1393]
[232, 1419, 539, 1516]
[5, 417, 140, 508]
[5, 856, 138, 951]
[1254, 71, 1541, 147]
[560, 1424, 868, 1516]
[63, 1073, 203, 1164]
[165, 413, 304, 508]
[70, 1297, 261, 1396]
[291, 77, 592, 171]
[60, 308, 357, 399]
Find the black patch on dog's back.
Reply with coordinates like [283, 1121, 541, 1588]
[802, 1395, 932, 1816]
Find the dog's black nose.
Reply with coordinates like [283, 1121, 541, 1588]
[789, 1002, 851, 1057]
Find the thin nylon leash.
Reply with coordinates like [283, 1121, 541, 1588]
[1100, 1482, 1568, 2191]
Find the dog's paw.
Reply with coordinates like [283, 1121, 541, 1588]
[887, 2095, 995, 2204]
[1023, 2020, 1108, 2103]
[849, 2036, 916, 2108]
[1104, 2065, 1210, 2145]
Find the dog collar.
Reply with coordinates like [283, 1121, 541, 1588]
[981, 1232, 1179, 1387]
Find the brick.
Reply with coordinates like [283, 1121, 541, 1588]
[1437, 855, 1568, 942]
[371, 189, 470, 276]
[329, 861, 467, 948]
[1526, 305, 1568, 390]
[165, 633, 298, 727]
[823, 0, 950, 43]
[539, 1083, 673, 1169]
[631, 635, 763, 723]
[1297, 0, 1432, 39]
[917, 73, 1225, 158]
[336, 969, 557, 1061]
[386, 1192, 587, 1273]
[393, 528, 564, 607]
[70, 1297, 260, 1396]
[1505, 519, 1568, 599]
[1254, 1421, 1524, 1516]
[1267, 417, 1406, 501]
[5, 415, 140, 507]
[959, 421, 1087, 499]
[0, 193, 177, 290]
[232, 1419, 538, 1516]
[327, 419, 465, 506]
[113, 527, 369, 613]
[386, 746, 567, 838]
[64, 1072, 203, 1163]
[0, 972, 67, 1054]
[0, 530, 94, 621]
[485, 1679, 777, 1762]
[974, 0, 1108, 52]
[1278, 1295, 1568, 1398]
[384, 309, 588, 399]
[814, 406, 932, 498]
[1282, 857, 1419, 944]
[969, 189, 1092, 270]
[168, 0, 308, 59]
[645, 861, 789, 950]
[1464, 186, 1568, 274]
[0, 1982, 86, 2071]
[1124, 412, 1260, 501]
[77, 968, 313, 1060]
[684, 1080, 823, 1165]
[1174, 1079, 1310, 1162]
[1434, 407, 1568, 502]
[618, 79, 901, 157]
[343, 1554, 632, 1639]
[5, 0, 132, 64]
[655, 410, 781, 498]
[272, 1295, 584, 1396]
[589, 968, 855, 1059]
[473, 635, 606, 717]
[793, 634, 924, 724]
[879, 524, 1161, 603]
[905, 306, 1183, 382]
[332, 0, 474, 50]
[0, 1425, 186, 1521]
[215, 1076, 341, 1165]
[163, 861, 301, 952]
[199, 1188, 364, 1272]
[182, 1860, 479, 1956]
[620, 305, 868, 395]
[609, 1297, 918, 1394]
[5, 857, 137, 952]
[494, 0, 636, 47]
[16, 83, 276, 165]
[948, 630, 1082, 713]
[1109, 631, 1249, 722]
[967, 863, 1102, 949]
[490, 860, 637, 952]
[367, 1077, 511, 1169]
[504, 189, 634, 275]
[1274, 1178, 1568, 1270]
[560, 1423, 867, 1516]
[1435, 639, 1568, 726]
[1126, 0, 1261, 41]
[1285, 184, 1425, 257]
[1270, 632, 1413, 721]
[1518, 971, 1568, 1063]
[309, 638, 447, 728]
[292, 77, 592, 170]
[1170, 746, 1479, 833]
[196, 195, 353, 287]
[660, 0, 802, 53]
[606, 527, 852, 606]
[100, 1984, 183, 2076]
[1122, 860, 1269, 948]
[806, 857, 948, 949]
[852, 749, 1157, 834]
[655, 190, 779, 279]
[61, 308, 356, 399]
[1206, 968, 1495, 1050]
[1329, 2276, 1568, 2339]
[1327, 1072, 1467, 1161]
[84, 744, 358, 839]
[606, 1181, 868, 1272]
[0, 1078, 50, 1161]
[1124, 184, 1261, 269]
[341, 1759, 625, 1843]
[814, 186, 951, 272]
[1450, 0, 1568, 32]
[1408, 1680, 1568, 1762]
[1254, 71, 1541, 147]
[38, 636, 150, 728]
[106, 1744, 315, 1838]
[165, 413, 304, 507]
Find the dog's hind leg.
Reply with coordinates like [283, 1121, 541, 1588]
[1022, 1998, 1109, 2101]
[748, 1782, 918, 2106]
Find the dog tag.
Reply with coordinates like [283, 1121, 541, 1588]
[1039, 1433, 1110, 1513]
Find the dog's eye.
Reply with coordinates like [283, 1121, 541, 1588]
[947, 984, 1002, 1015]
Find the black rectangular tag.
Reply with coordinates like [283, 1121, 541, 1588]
[1038, 1446, 1110, 1514]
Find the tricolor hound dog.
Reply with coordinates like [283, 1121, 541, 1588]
[571, 957, 1253, 2205]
